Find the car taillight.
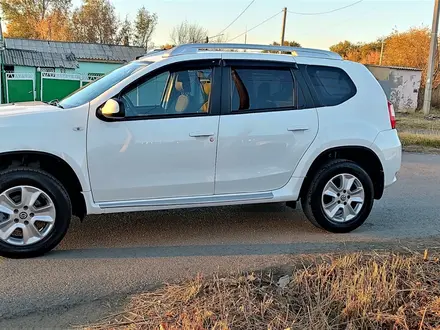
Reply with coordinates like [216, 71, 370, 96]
[387, 101, 396, 129]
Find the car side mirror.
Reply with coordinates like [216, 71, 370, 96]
[99, 99, 125, 119]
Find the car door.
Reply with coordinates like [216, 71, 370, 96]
[215, 60, 318, 194]
[87, 60, 221, 203]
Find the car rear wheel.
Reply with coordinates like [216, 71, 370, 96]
[0, 168, 71, 258]
[301, 159, 374, 233]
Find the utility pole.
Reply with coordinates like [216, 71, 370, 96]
[244, 26, 247, 44]
[379, 39, 385, 65]
[423, 0, 440, 115]
[281, 7, 287, 46]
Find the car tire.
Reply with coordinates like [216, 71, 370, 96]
[301, 159, 374, 233]
[0, 167, 71, 259]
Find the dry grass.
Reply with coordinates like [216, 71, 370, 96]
[86, 252, 440, 330]
[399, 132, 440, 149]
[396, 110, 440, 132]
[394, 110, 440, 150]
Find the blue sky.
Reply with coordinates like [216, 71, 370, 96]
[60, 0, 436, 49]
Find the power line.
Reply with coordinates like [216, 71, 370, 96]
[288, 0, 363, 15]
[228, 11, 282, 42]
[218, 0, 256, 35]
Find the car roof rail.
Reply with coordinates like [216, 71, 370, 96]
[165, 43, 342, 60]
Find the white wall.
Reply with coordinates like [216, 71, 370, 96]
[390, 69, 422, 112]
[367, 65, 422, 113]
[75, 61, 123, 75]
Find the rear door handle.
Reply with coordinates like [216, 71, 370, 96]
[189, 132, 215, 137]
[287, 127, 309, 132]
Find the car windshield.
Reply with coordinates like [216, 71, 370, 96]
[59, 61, 151, 109]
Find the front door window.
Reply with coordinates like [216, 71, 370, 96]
[120, 68, 213, 118]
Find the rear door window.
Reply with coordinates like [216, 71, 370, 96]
[306, 65, 356, 106]
[231, 67, 304, 112]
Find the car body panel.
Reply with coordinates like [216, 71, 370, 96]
[87, 115, 220, 202]
[0, 48, 402, 215]
[215, 109, 318, 194]
[0, 102, 90, 191]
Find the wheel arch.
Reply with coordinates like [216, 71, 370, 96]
[0, 151, 87, 219]
[299, 146, 384, 200]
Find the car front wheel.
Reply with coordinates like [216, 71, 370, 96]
[0, 168, 71, 258]
[301, 159, 374, 233]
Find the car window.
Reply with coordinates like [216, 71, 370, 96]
[125, 72, 169, 107]
[59, 61, 150, 109]
[231, 68, 301, 112]
[306, 65, 356, 107]
[121, 68, 213, 118]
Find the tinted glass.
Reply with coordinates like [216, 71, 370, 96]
[306, 65, 356, 106]
[231, 68, 297, 111]
[125, 72, 169, 107]
[59, 61, 150, 109]
[121, 68, 213, 118]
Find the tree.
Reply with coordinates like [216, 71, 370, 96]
[133, 6, 158, 49]
[72, 0, 118, 44]
[1, 0, 72, 40]
[263, 41, 302, 54]
[170, 21, 207, 45]
[382, 27, 430, 69]
[330, 40, 382, 65]
[35, 8, 73, 41]
[329, 27, 436, 87]
[116, 16, 132, 46]
[383, 27, 434, 87]
[330, 40, 357, 58]
[207, 34, 228, 43]
[272, 40, 302, 47]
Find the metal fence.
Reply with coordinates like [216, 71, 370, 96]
[1, 71, 103, 104]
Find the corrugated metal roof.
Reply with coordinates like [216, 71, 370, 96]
[3, 48, 78, 68]
[5, 38, 146, 63]
[366, 64, 422, 72]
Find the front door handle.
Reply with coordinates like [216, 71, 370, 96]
[287, 127, 309, 132]
[189, 132, 215, 137]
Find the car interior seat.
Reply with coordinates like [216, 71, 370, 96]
[200, 81, 211, 113]
[174, 72, 190, 113]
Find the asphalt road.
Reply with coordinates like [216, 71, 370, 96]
[1, 152, 440, 328]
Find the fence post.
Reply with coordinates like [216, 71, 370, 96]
[0, 68, 2, 104]
[35, 68, 41, 101]
[1, 69, 5, 104]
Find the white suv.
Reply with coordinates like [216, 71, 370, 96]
[0, 43, 401, 258]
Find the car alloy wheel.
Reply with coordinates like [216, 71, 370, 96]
[0, 185, 56, 246]
[321, 173, 365, 222]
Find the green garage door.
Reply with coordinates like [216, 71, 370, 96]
[41, 73, 82, 102]
[5, 73, 35, 103]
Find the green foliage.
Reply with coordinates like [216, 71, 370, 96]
[71, 0, 118, 44]
[133, 6, 158, 48]
[116, 16, 133, 46]
[329, 40, 356, 58]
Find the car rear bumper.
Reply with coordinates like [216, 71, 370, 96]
[372, 129, 402, 187]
